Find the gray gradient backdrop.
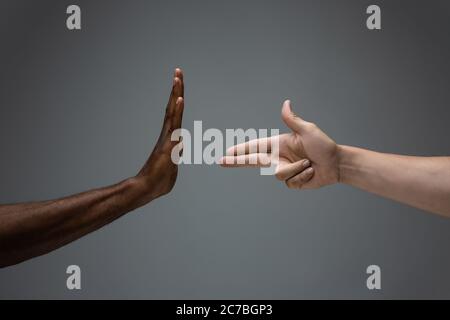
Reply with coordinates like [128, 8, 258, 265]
[1, 0, 450, 299]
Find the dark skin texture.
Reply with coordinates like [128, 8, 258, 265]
[0, 68, 185, 268]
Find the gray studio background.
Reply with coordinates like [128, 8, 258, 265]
[1, 0, 450, 299]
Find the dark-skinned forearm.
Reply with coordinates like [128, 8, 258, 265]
[0, 176, 153, 268]
[0, 68, 184, 268]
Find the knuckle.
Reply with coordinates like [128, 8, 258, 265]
[167, 125, 175, 135]
[285, 180, 295, 189]
[305, 122, 317, 131]
[275, 171, 284, 181]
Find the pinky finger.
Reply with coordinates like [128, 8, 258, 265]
[285, 167, 314, 189]
[275, 159, 310, 181]
[172, 97, 184, 130]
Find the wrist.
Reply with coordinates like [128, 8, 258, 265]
[125, 176, 157, 206]
[337, 145, 357, 185]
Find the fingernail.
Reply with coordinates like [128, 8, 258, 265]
[306, 167, 314, 174]
[303, 159, 310, 167]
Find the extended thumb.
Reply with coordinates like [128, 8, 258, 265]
[281, 100, 307, 133]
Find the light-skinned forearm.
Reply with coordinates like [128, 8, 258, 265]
[338, 145, 450, 217]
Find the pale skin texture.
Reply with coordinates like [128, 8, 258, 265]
[0, 69, 185, 268]
[220, 100, 450, 218]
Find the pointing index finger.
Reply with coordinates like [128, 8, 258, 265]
[226, 136, 275, 156]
